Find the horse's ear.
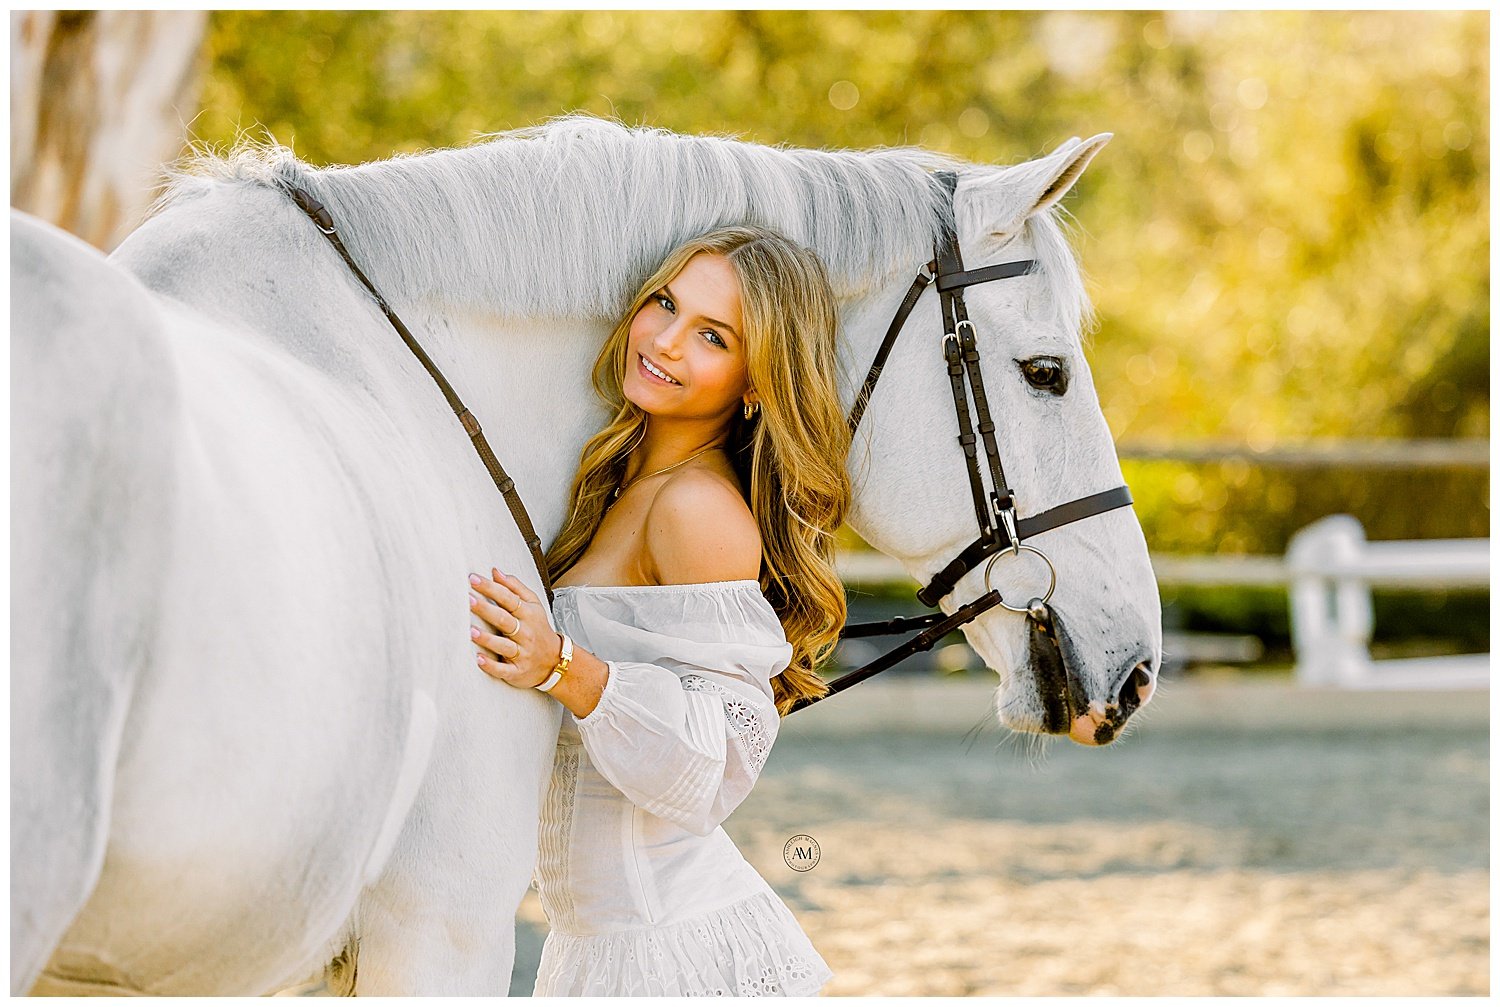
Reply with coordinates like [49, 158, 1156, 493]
[960, 133, 1111, 243]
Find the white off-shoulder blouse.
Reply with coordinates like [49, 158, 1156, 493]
[530, 579, 833, 997]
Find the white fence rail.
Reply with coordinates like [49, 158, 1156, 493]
[1286, 515, 1489, 690]
[836, 514, 1490, 690]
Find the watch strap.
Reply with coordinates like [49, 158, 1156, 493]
[535, 633, 573, 694]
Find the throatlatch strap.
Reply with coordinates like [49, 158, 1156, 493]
[847, 269, 933, 437]
[285, 183, 555, 605]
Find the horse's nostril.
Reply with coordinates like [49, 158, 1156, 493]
[1118, 662, 1154, 709]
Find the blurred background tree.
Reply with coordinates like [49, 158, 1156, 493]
[190, 10, 1488, 557]
[181, 11, 1493, 557]
[11, 10, 207, 250]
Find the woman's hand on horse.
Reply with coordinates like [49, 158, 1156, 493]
[469, 568, 562, 689]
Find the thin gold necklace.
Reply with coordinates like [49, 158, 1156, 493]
[613, 443, 722, 499]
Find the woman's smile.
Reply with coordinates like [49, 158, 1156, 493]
[638, 352, 682, 386]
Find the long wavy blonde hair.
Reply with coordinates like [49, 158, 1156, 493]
[546, 225, 851, 715]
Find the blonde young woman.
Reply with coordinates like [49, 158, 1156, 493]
[466, 225, 850, 996]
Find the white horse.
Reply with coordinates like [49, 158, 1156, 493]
[10, 115, 1160, 995]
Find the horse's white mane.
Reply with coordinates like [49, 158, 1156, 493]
[154, 114, 1089, 329]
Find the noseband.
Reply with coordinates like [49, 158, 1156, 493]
[789, 171, 1134, 713]
[284, 169, 1133, 718]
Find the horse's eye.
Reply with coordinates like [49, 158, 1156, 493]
[1020, 356, 1069, 395]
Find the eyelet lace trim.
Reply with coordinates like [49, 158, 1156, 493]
[533, 887, 832, 996]
[681, 674, 770, 775]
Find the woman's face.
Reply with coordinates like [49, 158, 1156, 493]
[623, 252, 750, 424]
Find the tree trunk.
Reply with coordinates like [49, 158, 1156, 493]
[11, 10, 208, 252]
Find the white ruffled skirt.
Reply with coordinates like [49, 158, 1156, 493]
[532, 887, 833, 996]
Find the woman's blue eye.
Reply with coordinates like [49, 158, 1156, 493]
[650, 293, 724, 348]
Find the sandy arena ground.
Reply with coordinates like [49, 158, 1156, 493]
[510, 677, 1488, 996]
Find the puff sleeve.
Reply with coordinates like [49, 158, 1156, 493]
[565, 584, 793, 837]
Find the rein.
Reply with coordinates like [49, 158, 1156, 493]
[283, 172, 1133, 719]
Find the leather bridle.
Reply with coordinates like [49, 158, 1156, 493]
[790, 171, 1133, 713]
[284, 169, 1133, 719]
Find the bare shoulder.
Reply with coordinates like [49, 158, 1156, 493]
[643, 467, 762, 586]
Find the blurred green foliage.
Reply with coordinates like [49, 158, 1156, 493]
[1161, 584, 1489, 660]
[196, 10, 1488, 555]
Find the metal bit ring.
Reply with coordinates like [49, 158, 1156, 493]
[983, 544, 1058, 614]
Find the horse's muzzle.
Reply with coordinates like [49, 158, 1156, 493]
[1027, 605, 1156, 746]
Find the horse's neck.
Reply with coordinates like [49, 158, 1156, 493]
[405, 304, 614, 506]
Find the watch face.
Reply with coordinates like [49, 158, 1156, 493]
[783, 834, 821, 872]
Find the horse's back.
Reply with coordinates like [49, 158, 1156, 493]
[11, 211, 182, 992]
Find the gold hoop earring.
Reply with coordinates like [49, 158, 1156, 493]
[743, 401, 758, 420]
